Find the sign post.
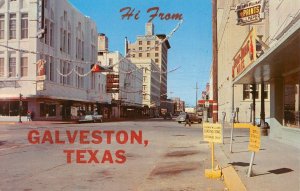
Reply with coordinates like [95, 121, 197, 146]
[203, 123, 223, 179]
[247, 125, 261, 177]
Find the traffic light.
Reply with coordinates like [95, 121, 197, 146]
[250, 84, 256, 95]
[206, 94, 209, 100]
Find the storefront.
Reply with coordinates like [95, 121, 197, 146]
[233, 21, 300, 148]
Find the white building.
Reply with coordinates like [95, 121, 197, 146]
[0, 0, 111, 120]
[130, 58, 160, 116]
[98, 50, 143, 118]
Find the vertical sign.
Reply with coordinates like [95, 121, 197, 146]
[248, 125, 261, 152]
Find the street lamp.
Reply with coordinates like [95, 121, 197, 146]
[19, 93, 23, 123]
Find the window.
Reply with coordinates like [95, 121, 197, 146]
[40, 103, 56, 117]
[9, 57, 16, 77]
[155, 47, 159, 51]
[91, 73, 95, 89]
[132, 54, 135, 58]
[143, 85, 146, 91]
[155, 53, 159, 57]
[50, 22, 54, 47]
[139, 47, 142, 51]
[21, 57, 28, 77]
[139, 53, 142, 57]
[155, 59, 159, 63]
[0, 58, 4, 77]
[67, 32, 71, 54]
[139, 41, 142, 45]
[21, 13, 28, 39]
[60, 28, 63, 51]
[109, 58, 113, 65]
[49, 57, 54, 81]
[243, 84, 259, 100]
[63, 30, 67, 51]
[147, 53, 150, 57]
[143, 94, 147, 100]
[9, 14, 16, 39]
[155, 41, 159, 44]
[264, 84, 269, 99]
[147, 41, 150, 45]
[143, 76, 146, 82]
[81, 41, 84, 60]
[44, 19, 49, 44]
[0, 15, 5, 39]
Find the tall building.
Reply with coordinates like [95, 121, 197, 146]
[216, 0, 270, 123]
[130, 58, 160, 117]
[127, 23, 171, 101]
[0, 0, 110, 120]
[98, 34, 143, 118]
[216, 0, 300, 148]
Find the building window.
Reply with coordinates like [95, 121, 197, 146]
[139, 47, 142, 51]
[9, 14, 16, 39]
[155, 41, 159, 44]
[155, 47, 159, 51]
[243, 84, 259, 100]
[155, 53, 159, 57]
[49, 57, 54, 81]
[9, 57, 16, 77]
[21, 13, 28, 39]
[143, 85, 146, 91]
[21, 57, 28, 77]
[0, 15, 5, 39]
[132, 54, 135, 58]
[139, 53, 142, 57]
[50, 22, 54, 47]
[147, 53, 150, 57]
[109, 58, 113, 65]
[44, 19, 49, 44]
[143, 94, 147, 100]
[264, 84, 269, 99]
[0, 58, 4, 77]
[155, 59, 159, 63]
[81, 41, 84, 60]
[67, 32, 71, 54]
[139, 41, 142, 45]
[147, 41, 150, 45]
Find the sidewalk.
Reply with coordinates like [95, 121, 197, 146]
[215, 126, 300, 191]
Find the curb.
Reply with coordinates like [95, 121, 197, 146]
[215, 145, 247, 191]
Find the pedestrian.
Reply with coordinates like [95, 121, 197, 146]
[27, 111, 32, 121]
[184, 113, 191, 127]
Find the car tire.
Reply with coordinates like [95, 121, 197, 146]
[178, 122, 181, 124]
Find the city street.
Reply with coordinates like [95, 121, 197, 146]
[0, 119, 225, 191]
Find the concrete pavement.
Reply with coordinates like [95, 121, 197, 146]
[215, 125, 300, 191]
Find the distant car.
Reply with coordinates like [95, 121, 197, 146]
[78, 111, 103, 123]
[163, 112, 173, 120]
[176, 113, 202, 124]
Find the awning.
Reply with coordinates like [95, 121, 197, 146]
[233, 19, 300, 84]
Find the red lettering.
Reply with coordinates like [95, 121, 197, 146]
[101, 150, 113, 163]
[147, 7, 159, 22]
[80, 130, 90, 144]
[115, 150, 126, 164]
[103, 131, 114, 144]
[64, 150, 74, 163]
[41, 130, 54, 144]
[28, 130, 40, 144]
[131, 130, 143, 144]
[66, 130, 77, 144]
[55, 130, 65, 144]
[116, 131, 128, 144]
[91, 130, 102, 144]
[76, 150, 87, 164]
[87, 150, 99, 163]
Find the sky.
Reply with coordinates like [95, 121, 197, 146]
[69, 0, 212, 107]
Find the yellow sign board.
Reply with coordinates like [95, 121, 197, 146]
[234, 123, 253, 128]
[248, 126, 261, 152]
[203, 123, 223, 144]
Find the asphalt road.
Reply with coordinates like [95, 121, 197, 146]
[0, 119, 225, 191]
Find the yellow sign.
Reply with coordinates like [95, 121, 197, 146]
[248, 126, 261, 152]
[234, 123, 253, 128]
[203, 123, 223, 144]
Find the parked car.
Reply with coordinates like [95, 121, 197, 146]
[176, 112, 202, 124]
[78, 111, 103, 123]
[163, 112, 173, 120]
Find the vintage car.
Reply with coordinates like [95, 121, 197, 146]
[176, 112, 202, 124]
[78, 111, 103, 123]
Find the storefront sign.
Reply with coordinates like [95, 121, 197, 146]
[248, 125, 261, 152]
[232, 29, 257, 79]
[106, 74, 119, 93]
[36, 81, 45, 91]
[235, 0, 265, 26]
[36, 59, 46, 81]
[203, 123, 223, 144]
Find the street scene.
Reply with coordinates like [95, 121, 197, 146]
[0, 0, 300, 190]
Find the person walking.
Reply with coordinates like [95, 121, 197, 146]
[184, 113, 191, 127]
[27, 111, 32, 121]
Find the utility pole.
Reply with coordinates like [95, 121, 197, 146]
[212, 0, 218, 123]
[19, 93, 23, 123]
[195, 82, 199, 113]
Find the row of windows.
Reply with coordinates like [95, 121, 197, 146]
[243, 84, 269, 100]
[0, 13, 28, 40]
[0, 57, 28, 78]
[138, 40, 159, 46]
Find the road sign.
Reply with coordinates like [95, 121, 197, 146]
[248, 125, 261, 152]
[203, 123, 223, 144]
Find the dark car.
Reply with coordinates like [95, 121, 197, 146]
[176, 112, 202, 124]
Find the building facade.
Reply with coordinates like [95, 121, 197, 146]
[127, 23, 171, 101]
[97, 39, 143, 118]
[0, 0, 111, 120]
[219, 0, 300, 148]
[216, 0, 270, 123]
[130, 58, 161, 117]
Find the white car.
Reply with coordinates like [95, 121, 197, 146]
[78, 111, 103, 123]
